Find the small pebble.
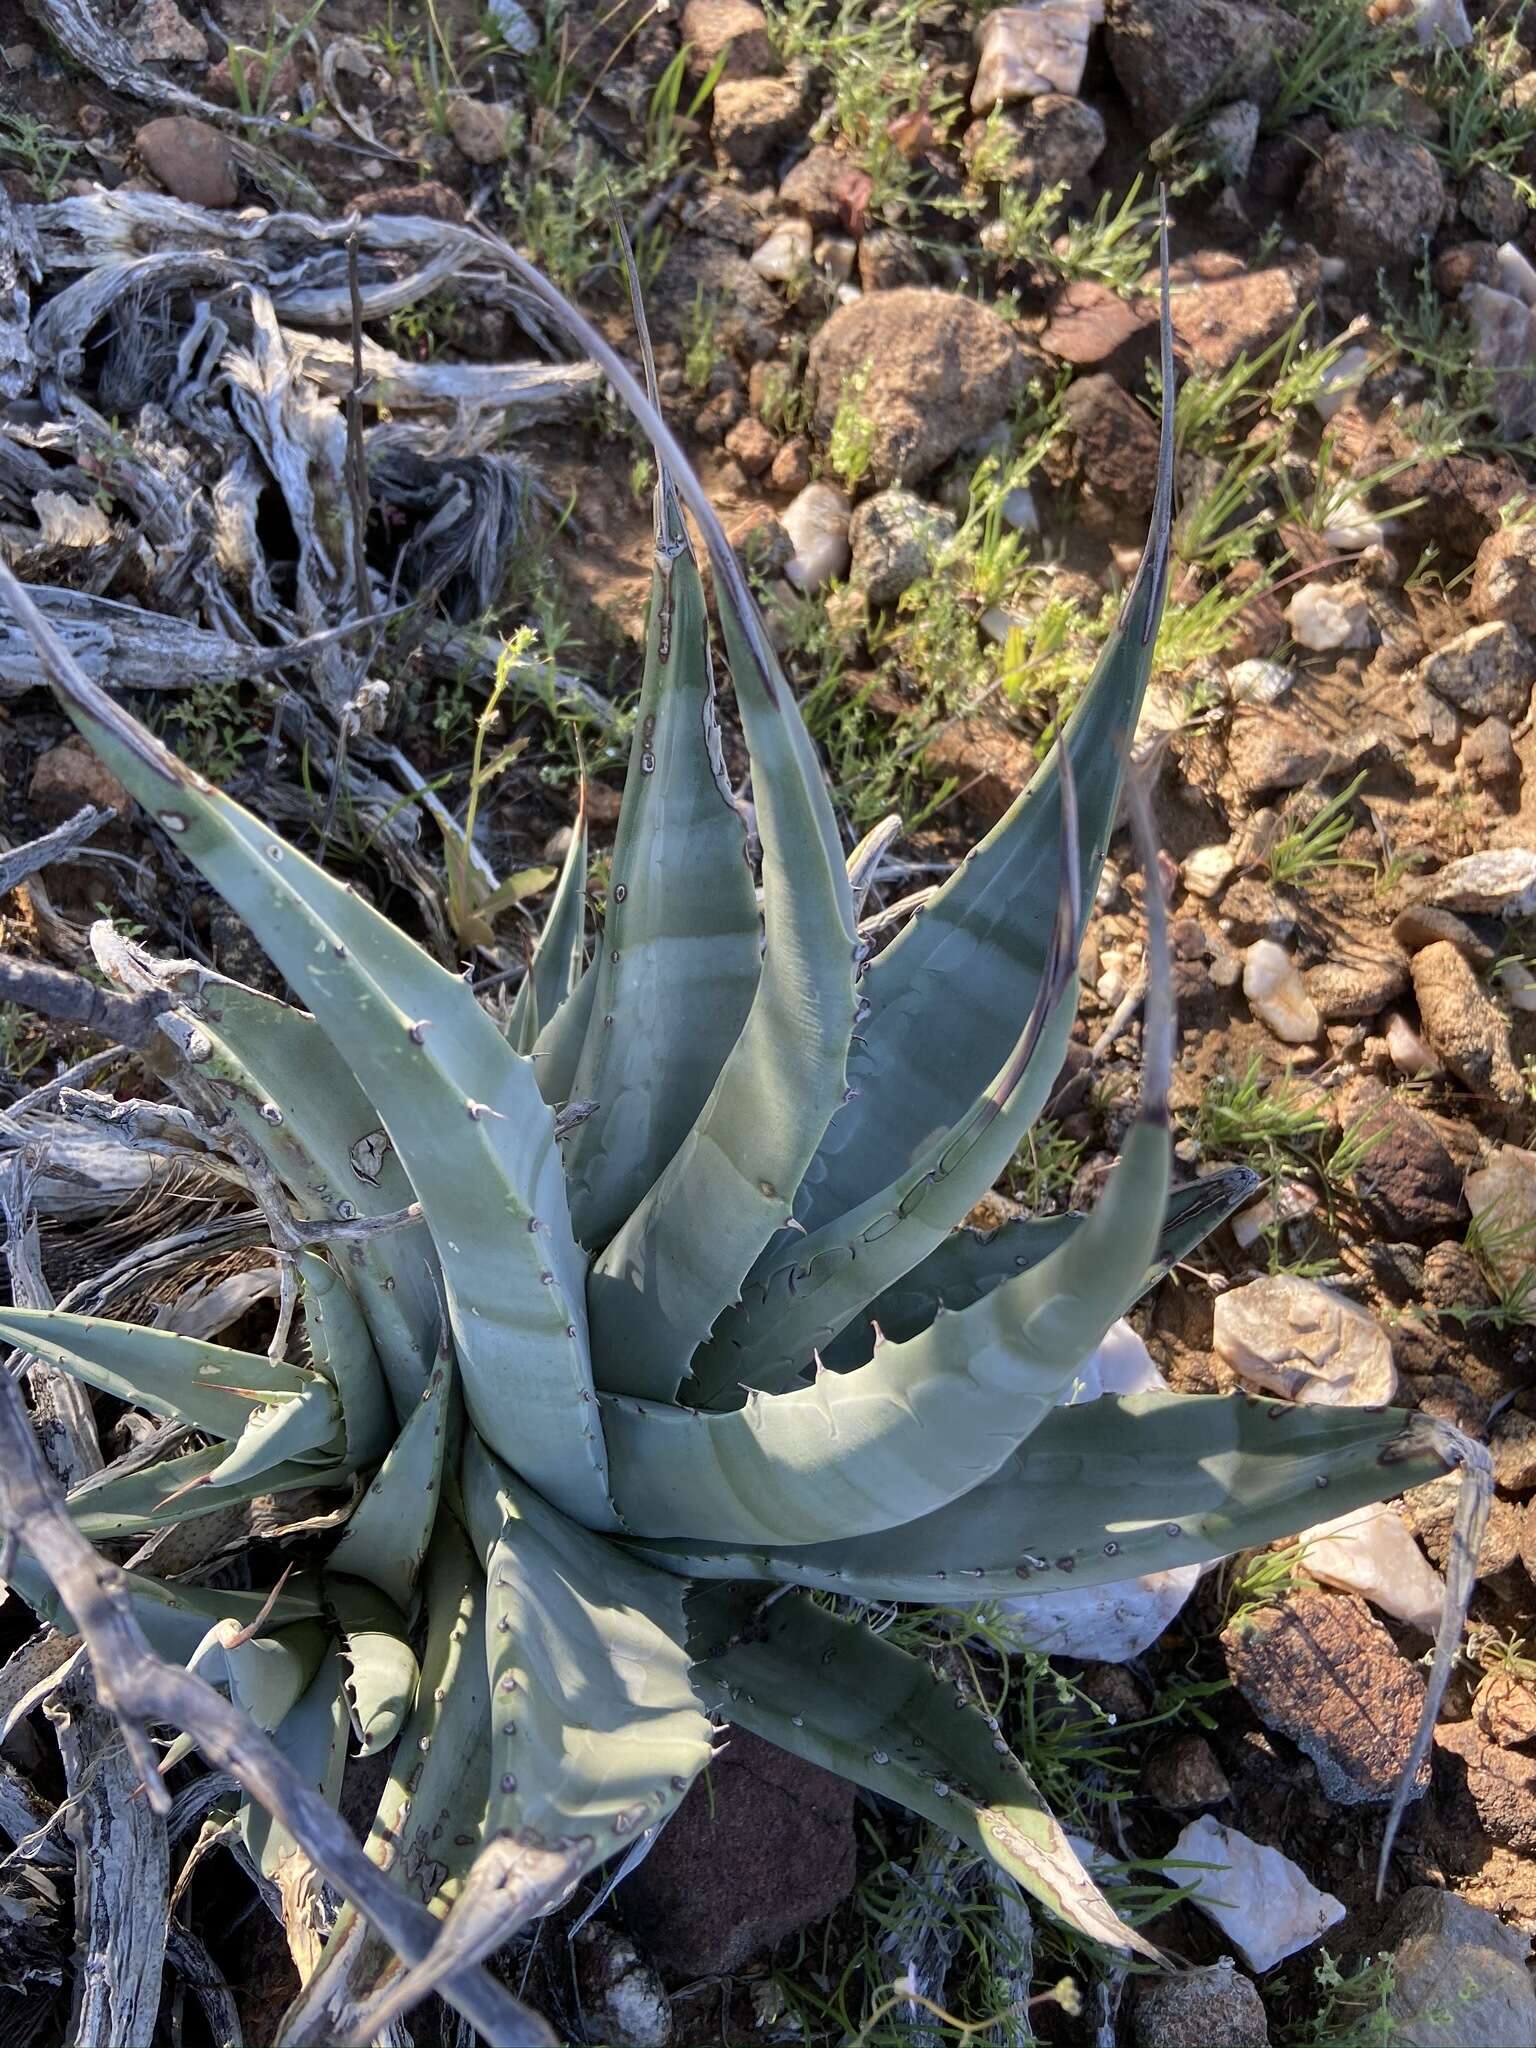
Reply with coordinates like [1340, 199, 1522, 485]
[781, 482, 851, 593]
[751, 218, 814, 282]
[1243, 939, 1321, 1043]
[1286, 583, 1371, 652]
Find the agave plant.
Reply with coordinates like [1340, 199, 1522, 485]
[0, 244, 1464, 2037]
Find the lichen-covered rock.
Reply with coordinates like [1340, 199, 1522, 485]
[1335, 1077, 1462, 1240]
[807, 290, 1036, 487]
[1135, 1961, 1269, 2048]
[1418, 619, 1536, 722]
[1417, 849, 1536, 918]
[1222, 1589, 1430, 1805]
[1376, 1888, 1536, 2048]
[1141, 1734, 1232, 1812]
[711, 71, 809, 167]
[848, 488, 956, 606]
[966, 92, 1106, 189]
[1410, 940, 1524, 1103]
[680, 0, 779, 80]
[1061, 371, 1161, 514]
[1105, 0, 1301, 134]
[1471, 524, 1536, 635]
[1435, 1718, 1536, 1854]
[1301, 128, 1446, 266]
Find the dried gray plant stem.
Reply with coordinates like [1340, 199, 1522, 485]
[0, 1357, 556, 2046]
[46, 1673, 169, 2048]
[0, 954, 172, 1050]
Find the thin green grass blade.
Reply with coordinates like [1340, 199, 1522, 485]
[819, 1165, 1260, 1371]
[600, 1118, 1167, 1544]
[0, 567, 614, 1530]
[508, 785, 589, 1055]
[560, 484, 760, 1252]
[631, 1393, 1450, 1598]
[688, 1585, 1155, 1957]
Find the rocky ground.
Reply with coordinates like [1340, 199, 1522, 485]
[4, 0, 1536, 2043]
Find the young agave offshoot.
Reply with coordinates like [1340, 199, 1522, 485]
[0, 226, 1479, 2037]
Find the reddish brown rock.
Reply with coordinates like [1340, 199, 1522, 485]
[1142, 1734, 1232, 1811]
[1221, 1589, 1430, 1805]
[1474, 1669, 1536, 1749]
[28, 738, 132, 825]
[681, 0, 779, 81]
[352, 180, 467, 223]
[133, 116, 238, 208]
[1061, 373, 1161, 516]
[1436, 1718, 1536, 1852]
[923, 712, 1035, 825]
[1165, 254, 1302, 377]
[620, 1728, 855, 1978]
[1039, 280, 1157, 383]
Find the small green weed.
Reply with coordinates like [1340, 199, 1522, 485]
[1261, 773, 1372, 890]
[144, 678, 266, 783]
[828, 362, 879, 489]
[993, 176, 1163, 297]
[1278, 1949, 1396, 2048]
[1266, 0, 1410, 133]
[1191, 1055, 1329, 1172]
[0, 111, 77, 200]
[680, 288, 724, 395]
[1008, 1120, 1086, 1211]
[768, 0, 963, 221]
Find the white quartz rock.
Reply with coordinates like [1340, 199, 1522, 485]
[1173, 1818, 1345, 1973]
[1384, 1009, 1440, 1078]
[751, 218, 814, 282]
[998, 1565, 1201, 1662]
[1212, 1275, 1397, 1407]
[1227, 658, 1294, 706]
[1298, 1503, 1445, 1633]
[1311, 344, 1372, 421]
[781, 482, 852, 592]
[1498, 239, 1536, 307]
[971, 0, 1104, 109]
[1182, 844, 1236, 900]
[1286, 582, 1371, 651]
[1061, 1318, 1167, 1404]
[1243, 939, 1321, 1044]
[1419, 848, 1536, 919]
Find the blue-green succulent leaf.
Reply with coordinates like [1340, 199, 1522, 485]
[689, 1584, 1155, 1956]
